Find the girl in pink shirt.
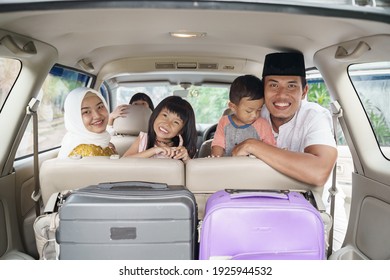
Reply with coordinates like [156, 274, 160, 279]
[123, 96, 197, 162]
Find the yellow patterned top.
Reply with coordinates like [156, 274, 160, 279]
[68, 144, 116, 157]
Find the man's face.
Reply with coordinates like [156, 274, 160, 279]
[263, 75, 308, 124]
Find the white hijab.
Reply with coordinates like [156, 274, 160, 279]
[57, 87, 111, 158]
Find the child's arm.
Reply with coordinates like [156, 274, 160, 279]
[255, 117, 277, 146]
[108, 104, 129, 126]
[210, 117, 226, 157]
[122, 136, 143, 157]
[211, 145, 224, 157]
[129, 146, 175, 159]
[122, 136, 177, 158]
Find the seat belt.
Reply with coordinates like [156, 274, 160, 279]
[1, 97, 41, 215]
[327, 100, 342, 258]
[1, 98, 39, 177]
[28, 98, 42, 217]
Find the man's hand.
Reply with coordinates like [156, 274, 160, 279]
[232, 138, 258, 156]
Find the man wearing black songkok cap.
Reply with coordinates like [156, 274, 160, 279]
[232, 52, 337, 187]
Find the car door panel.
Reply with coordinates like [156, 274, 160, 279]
[315, 35, 390, 259]
[0, 31, 57, 259]
[12, 149, 59, 258]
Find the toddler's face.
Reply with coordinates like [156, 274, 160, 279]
[153, 108, 184, 141]
[81, 93, 109, 133]
[230, 97, 263, 126]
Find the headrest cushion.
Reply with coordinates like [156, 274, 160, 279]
[113, 105, 152, 135]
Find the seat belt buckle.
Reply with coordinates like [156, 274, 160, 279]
[331, 100, 343, 118]
[327, 187, 338, 203]
[31, 190, 41, 202]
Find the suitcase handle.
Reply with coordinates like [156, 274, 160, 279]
[229, 191, 288, 200]
[97, 181, 168, 190]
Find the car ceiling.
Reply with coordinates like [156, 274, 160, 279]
[0, 1, 389, 85]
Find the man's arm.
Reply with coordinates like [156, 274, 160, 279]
[232, 139, 337, 186]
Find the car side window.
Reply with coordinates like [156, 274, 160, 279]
[306, 71, 346, 145]
[349, 62, 390, 159]
[15, 65, 94, 159]
[0, 57, 21, 112]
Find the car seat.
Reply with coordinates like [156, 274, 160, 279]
[110, 105, 152, 156]
[197, 108, 232, 158]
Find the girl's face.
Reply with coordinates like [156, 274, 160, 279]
[153, 108, 184, 141]
[81, 93, 109, 133]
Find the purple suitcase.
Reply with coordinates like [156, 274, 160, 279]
[199, 190, 325, 260]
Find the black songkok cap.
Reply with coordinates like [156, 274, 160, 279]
[262, 52, 306, 77]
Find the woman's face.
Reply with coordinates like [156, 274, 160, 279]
[81, 93, 109, 133]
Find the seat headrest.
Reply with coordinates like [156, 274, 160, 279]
[40, 156, 185, 206]
[223, 108, 233, 116]
[113, 105, 152, 135]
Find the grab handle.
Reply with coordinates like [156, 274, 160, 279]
[98, 181, 168, 190]
[227, 189, 289, 200]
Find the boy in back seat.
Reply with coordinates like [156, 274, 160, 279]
[211, 74, 276, 157]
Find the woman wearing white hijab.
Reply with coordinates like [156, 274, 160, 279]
[57, 87, 117, 158]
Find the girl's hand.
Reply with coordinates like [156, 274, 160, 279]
[178, 134, 184, 147]
[173, 146, 189, 161]
[172, 135, 189, 161]
[153, 146, 176, 158]
[108, 104, 130, 126]
[111, 104, 129, 119]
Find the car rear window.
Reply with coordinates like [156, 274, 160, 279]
[111, 84, 230, 126]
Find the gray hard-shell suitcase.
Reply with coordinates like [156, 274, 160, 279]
[56, 181, 197, 260]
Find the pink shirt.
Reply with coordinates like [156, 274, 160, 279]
[212, 115, 276, 156]
[138, 131, 171, 159]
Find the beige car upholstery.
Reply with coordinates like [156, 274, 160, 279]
[185, 156, 326, 218]
[39, 156, 184, 206]
[329, 245, 369, 260]
[39, 154, 332, 252]
[110, 105, 152, 156]
[197, 139, 213, 158]
[0, 250, 35, 260]
[198, 108, 232, 158]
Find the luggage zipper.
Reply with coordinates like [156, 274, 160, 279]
[197, 220, 203, 243]
[57, 190, 72, 209]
